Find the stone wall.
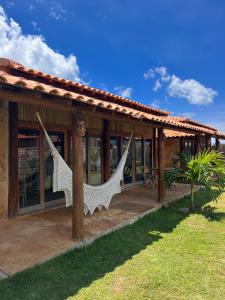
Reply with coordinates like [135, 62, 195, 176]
[164, 138, 180, 168]
[0, 101, 9, 217]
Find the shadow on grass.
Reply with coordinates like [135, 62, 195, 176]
[0, 188, 223, 300]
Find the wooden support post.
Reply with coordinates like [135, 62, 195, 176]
[194, 135, 201, 155]
[8, 102, 19, 218]
[205, 135, 211, 150]
[216, 138, 220, 151]
[72, 112, 85, 240]
[180, 138, 184, 153]
[153, 128, 157, 169]
[158, 128, 165, 203]
[103, 119, 110, 182]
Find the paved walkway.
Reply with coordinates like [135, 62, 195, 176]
[0, 184, 192, 277]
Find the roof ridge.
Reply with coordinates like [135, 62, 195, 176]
[0, 57, 170, 116]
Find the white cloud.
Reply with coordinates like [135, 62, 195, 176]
[7, 1, 15, 7]
[153, 80, 161, 92]
[143, 68, 155, 80]
[0, 6, 81, 81]
[114, 86, 133, 98]
[154, 66, 171, 82]
[144, 65, 218, 105]
[49, 1, 67, 21]
[150, 99, 160, 108]
[31, 21, 40, 32]
[175, 112, 196, 119]
[168, 75, 217, 105]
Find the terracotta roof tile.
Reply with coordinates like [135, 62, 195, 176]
[164, 129, 194, 138]
[0, 58, 225, 138]
[0, 58, 170, 116]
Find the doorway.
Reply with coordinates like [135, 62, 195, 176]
[18, 127, 66, 214]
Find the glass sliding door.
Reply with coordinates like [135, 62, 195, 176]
[144, 139, 152, 175]
[18, 129, 40, 209]
[89, 136, 102, 185]
[135, 138, 143, 182]
[123, 137, 132, 184]
[110, 137, 121, 174]
[44, 131, 65, 203]
[184, 140, 195, 156]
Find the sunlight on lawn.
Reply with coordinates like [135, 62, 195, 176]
[1, 189, 225, 300]
[67, 191, 225, 300]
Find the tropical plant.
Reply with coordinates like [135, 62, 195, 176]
[165, 149, 225, 211]
[186, 149, 225, 210]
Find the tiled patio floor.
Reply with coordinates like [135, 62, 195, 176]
[0, 183, 193, 277]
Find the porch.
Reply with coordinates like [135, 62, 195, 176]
[0, 183, 193, 277]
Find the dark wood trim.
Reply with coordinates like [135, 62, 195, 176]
[152, 128, 157, 169]
[194, 135, 201, 155]
[103, 119, 110, 182]
[158, 128, 165, 203]
[180, 137, 184, 153]
[205, 135, 211, 150]
[131, 137, 136, 184]
[1, 84, 216, 136]
[72, 112, 84, 240]
[18, 120, 71, 131]
[216, 138, 220, 151]
[8, 102, 19, 217]
[39, 130, 45, 209]
[0, 85, 75, 112]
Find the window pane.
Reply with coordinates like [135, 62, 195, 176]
[135, 138, 143, 181]
[18, 129, 40, 208]
[44, 132, 65, 202]
[89, 136, 102, 185]
[123, 137, 132, 184]
[144, 139, 152, 175]
[110, 137, 121, 174]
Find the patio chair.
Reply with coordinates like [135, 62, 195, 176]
[141, 166, 158, 189]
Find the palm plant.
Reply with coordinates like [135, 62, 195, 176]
[186, 149, 225, 211]
[165, 149, 225, 211]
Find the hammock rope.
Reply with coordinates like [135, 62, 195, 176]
[36, 113, 132, 214]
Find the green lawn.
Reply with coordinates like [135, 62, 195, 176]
[1, 188, 225, 300]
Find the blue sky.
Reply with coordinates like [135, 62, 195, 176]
[0, 0, 225, 131]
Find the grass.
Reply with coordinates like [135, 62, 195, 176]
[1, 188, 225, 299]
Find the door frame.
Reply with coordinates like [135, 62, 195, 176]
[17, 121, 69, 215]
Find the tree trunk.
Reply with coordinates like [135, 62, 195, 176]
[190, 183, 194, 211]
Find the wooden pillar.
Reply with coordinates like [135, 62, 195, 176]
[103, 119, 110, 182]
[158, 128, 165, 203]
[152, 128, 157, 169]
[180, 138, 184, 153]
[194, 135, 201, 155]
[8, 102, 19, 218]
[205, 135, 211, 150]
[216, 138, 220, 151]
[72, 112, 85, 240]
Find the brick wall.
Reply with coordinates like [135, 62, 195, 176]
[0, 101, 9, 217]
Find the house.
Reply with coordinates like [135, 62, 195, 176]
[0, 58, 224, 239]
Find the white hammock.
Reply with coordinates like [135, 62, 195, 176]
[36, 113, 132, 215]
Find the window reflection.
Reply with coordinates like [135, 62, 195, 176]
[144, 139, 152, 175]
[44, 132, 65, 202]
[135, 138, 143, 181]
[184, 141, 195, 156]
[110, 137, 121, 174]
[123, 137, 132, 184]
[89, 136, 102, 185]
[18, 129, 40, 208]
